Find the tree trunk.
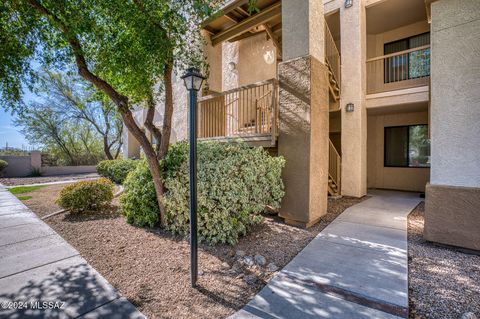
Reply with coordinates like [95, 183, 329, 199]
[158, 64, 174, 159]
[103, 136, 114, 160]
[27, 0, 166, 226]
[120, 110, 166, 227]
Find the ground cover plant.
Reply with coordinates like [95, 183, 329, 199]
[121, 141, 285, 245]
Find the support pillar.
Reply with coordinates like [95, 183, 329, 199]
[340, 0, 367, 197]
[424, 0, 480, 251]
[278, 0, 330, 227]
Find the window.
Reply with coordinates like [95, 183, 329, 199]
[384, 125, 430, 168]
[384, 33, 430, 83]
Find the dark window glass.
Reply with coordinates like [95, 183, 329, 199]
[384, 33, 430, 83]
[385, 125, 430, 168]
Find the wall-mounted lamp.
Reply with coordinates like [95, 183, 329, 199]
[345, 0, 353, 8]
[346, 103, 354, 112]
[228, 62, 236, 71]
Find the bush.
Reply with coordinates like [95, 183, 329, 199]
[121, 141, 285, 245]
[0, 160, 7, 176]
[57, 178, 114, 213]
[96, 159, 138, 184]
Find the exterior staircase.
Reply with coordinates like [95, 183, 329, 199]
[328, 139, 341, 197]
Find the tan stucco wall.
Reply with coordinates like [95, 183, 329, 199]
[283, 0, 324, 62]
[367, 110, 430, 192]
[340, 0, 367, 198]
[429, 0, 480, 188]
[221, 34, 278, 91]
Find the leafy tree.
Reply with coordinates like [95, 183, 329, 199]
[15, 105, 105, 165]
[1, 0, 220, 226]
[37, 72, 123, 160]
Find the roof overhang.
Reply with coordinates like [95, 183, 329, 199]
[203, 0, 282, 55]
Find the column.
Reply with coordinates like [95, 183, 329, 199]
[424, 0, 480, 251]
[340, 0, 367, 197]
[278, 0, 330, 227]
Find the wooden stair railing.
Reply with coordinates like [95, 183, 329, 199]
[328, 139, 341, 196]
[325, 20, 341, 103]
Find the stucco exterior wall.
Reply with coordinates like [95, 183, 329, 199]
[367, 110, 430, 192]
[429, 0, 480, 188]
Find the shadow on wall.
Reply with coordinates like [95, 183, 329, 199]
[0, 259, 143, 319]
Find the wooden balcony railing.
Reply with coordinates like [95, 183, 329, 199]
[197, 79, 279, 145]
[366, 45, 430, 94]
[325, 21, 341, 90]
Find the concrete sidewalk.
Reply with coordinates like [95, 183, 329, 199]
[231, 190, 422, 319]
[0, 186, 145, 319]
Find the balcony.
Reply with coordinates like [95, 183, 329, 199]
[197, 79, 279, 147]
[366, 45, 430, 94]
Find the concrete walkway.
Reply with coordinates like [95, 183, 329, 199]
[0, 186, 145, 319]
[231, 190, 422, 319]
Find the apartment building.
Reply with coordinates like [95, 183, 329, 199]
[123, 0, 480, 250]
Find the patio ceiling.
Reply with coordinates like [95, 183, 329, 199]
[203, 0, 282, 55]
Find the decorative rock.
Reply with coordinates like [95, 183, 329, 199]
[243, 256, 255, 267]
[244, 274, 258, 285]
[230, 261, 243, 273]
[462, 312, 478, 319]
[254, 254, 267, 266]
[267, 263, 279, 272]
[235, 250, 246, 259]
[198, 270, 204, 276]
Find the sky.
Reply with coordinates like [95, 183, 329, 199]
[0, 90, 36, 150]
[0, 109, 29, 149]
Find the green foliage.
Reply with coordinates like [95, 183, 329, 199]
[1, 0, 222, 110]
[121, 160, 161, 227]
[96, 159, 138, 184]
[0, 160, 7, 175]
[56, 178, 114, 213]
[9, 185, 45, 194]
[121, 141, 285, 245]
[17, 195, 32, 201]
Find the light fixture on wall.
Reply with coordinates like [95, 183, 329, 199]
[346, 103, 354, 112]
[228, 62, 236, 71]
[345, 0, 353, 8]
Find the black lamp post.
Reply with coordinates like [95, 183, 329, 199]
[181, 67, 205, 287]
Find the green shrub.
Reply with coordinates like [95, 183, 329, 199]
[96, 159, 138, 184]
[57, 178, 114, 213]
[0, 159, 8, 176]
[121, 141, 285, 245]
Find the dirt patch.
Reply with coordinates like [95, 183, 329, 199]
[408, 202, 480, 319]
[0, 173, 99, 186]
[23, 187, 367, 319]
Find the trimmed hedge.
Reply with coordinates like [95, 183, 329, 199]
[121, 141, 285, 245]
[57, 178, 114, 213]
[96, 159, 138, 184]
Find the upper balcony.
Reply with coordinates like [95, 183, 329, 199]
[366, 44, 430, 94]
[199, 0, 341, 146]
[365, 0, 431, 110]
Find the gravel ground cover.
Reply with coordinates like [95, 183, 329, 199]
[408, 202, 480, 319]
[0, 173, 99, 186]
[21, 185, 366, 319]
